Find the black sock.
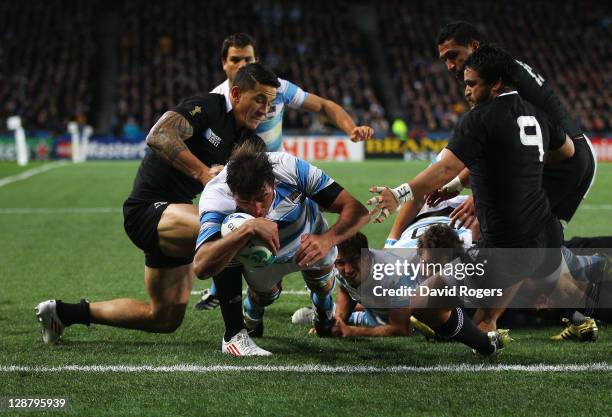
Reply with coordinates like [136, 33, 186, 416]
[213, 266, 245, 342]
[433, 308, 493, 355]
[56, 299, 91, 326]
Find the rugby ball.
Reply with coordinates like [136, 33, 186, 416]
[221, 212, 275, 268]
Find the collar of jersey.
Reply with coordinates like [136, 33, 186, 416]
[222, 79, 232, 112]
[497, 91, 518, 98]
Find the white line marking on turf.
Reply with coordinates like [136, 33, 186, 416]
[0, 161, 68, 188]
[191, 290, 309, 296]
[2, 204, 610, 215]
[0, 207, 121, 214]
[1, 363, 611, 373]
[582, 204, 612, 210]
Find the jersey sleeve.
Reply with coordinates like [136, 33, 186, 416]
[512, 60, 582, 138]
[542, 112, 567, 151]
[446, 111, 485, 168]
[172, 96, 211, 137]
[270, 152, 343, 208]
[196, 170, 236, 250]
[278, 79, 308, 109]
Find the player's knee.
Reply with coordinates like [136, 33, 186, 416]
[304, 269, 335, 293]
[248, 286, 281, 307]
[150, 305, 186, 333]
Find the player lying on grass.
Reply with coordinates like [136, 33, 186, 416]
[35, 63, 279, 344]
[193, 142, 369, 356]
[293, 232, 436, 339]
[387, 186, 609, 341]
[199, 32, 374, 311]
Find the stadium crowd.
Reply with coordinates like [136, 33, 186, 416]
[1, 0, 609, 136]
[115, 0, 387, 136]
[0, 1, 95, 133]
[379, 0, 611, 133]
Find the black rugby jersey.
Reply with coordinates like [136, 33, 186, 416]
[512, 59, 583, 139]
[128, 93, 261, 202]
[447, 92, 565, 246]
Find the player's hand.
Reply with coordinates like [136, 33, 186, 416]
[246, 218, 280, 255]
[450, 195, 476, 229]
[294, 233, 333, 268]
[207, 164, 224, 180]
[367, 186, 399, 223]
[349, 126, 374, 142]
[331, 317, 349, 337]
[425, 188, 459, 207]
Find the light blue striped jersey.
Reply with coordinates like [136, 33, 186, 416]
[211, 78, 308, 151]
[334, 249, 415, 322]
[392, 196, 473, 249]
[197, 152, 333, 263]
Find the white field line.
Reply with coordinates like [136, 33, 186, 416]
[0, 161, 68, 188]
[581, 204, 612, 210]
[191, 290, 309, 296]
[0, 207, 121, 214]
[1, 363, 611, 374]
[1, 204, 611, 215]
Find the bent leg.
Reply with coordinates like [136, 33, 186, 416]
[90, 264, 194, 333]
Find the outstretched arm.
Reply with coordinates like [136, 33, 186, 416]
[295, 190, 370, 267]
[301, 94, 374, 142]
[334, 307, 412, 337]
[146, 111, 217, 185]
[369, 149, 465, 222]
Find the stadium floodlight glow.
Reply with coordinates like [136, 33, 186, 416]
[7, 115, 28, 166]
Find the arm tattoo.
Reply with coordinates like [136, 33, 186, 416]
[146, 111, 194, 163]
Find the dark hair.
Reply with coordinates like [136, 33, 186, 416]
[337, 232, 369, 262]
[417, 224, 464, 263]
[463, 44, 517, 86]
[233, 62, 281, 91]
[221, 33, 257, 61]
[437, 21, 486, 46]
[226, 141, 275, 200]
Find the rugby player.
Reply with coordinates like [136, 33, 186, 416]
[436, 21, 596, 226]
[369, 45, 576, 351]
[193, 143, 369, 355]
[432, 22, 609, 338]
[315, 232, 435, 339]
[196, 33, 374, 311]
[35, 63, 279, 344]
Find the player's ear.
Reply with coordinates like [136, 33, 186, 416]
[491, 79, 504, 95]
[230, 85, 241, 103]
[469, 40, 480, 52]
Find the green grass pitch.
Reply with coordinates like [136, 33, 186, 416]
[0, 160, 611, 416]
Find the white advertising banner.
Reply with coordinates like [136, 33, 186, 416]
[282, 136, 364, 162]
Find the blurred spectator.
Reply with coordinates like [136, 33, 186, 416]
[0, 1, 95, 133]
[379, 0, 611, 133]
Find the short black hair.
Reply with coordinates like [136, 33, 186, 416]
[437, 21, 486, 46]
[464, 44, 517, 86]
[221, 33, 257, 61]
[337, 232, 369, 262]
[233, 62, 281, 91]
[226, 141, 275, 201]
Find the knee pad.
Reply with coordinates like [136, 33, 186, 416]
[248, 284, 282, 307]
[303, 270, 335, 293]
